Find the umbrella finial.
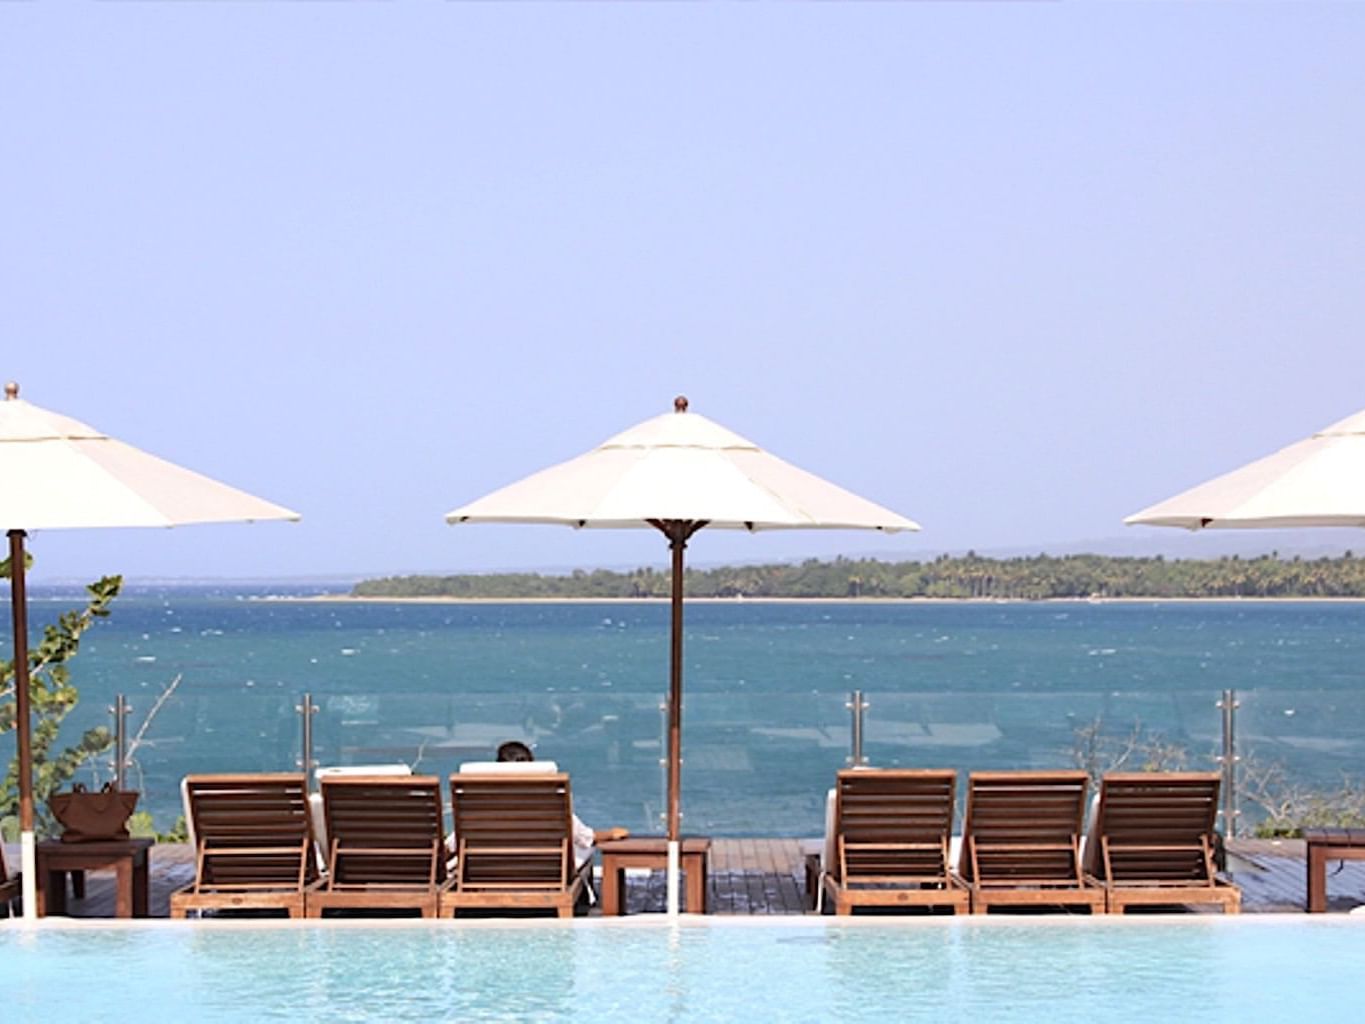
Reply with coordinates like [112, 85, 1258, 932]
[673, 395, 689, 413]
[4, 382, 17, 400]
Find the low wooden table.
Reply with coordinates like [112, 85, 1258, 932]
[598, 837, 711, 915]
[1303, 827, 1365, 913]
[36, 838, 153, 918]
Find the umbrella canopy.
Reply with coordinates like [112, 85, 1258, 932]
[449, 400, 919, 532]
[0, 389, 300, 529]
[1, 382, 299, 920]
[1125, 408, 1365, 529]
[447, 396, 918, 912]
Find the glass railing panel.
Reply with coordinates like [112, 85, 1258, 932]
[677, 692, 850, 838]
[47, 690, 299, 840]
[36, 683, 1365, 843]
[672, 689, 1239, 837]
[311, 692, 671, 838]
[855, 691, 1222, 774]
[1234, 688, 1365, 832]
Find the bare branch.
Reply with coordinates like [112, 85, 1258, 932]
[125, 673, 183, 765]
[409, 736, 433, 773]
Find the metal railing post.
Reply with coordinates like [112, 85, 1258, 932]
[297, 692, 318, 790]
[846, 689, 869, 767]
[1217, 688, 1239, 838]
[111, 694, 130, 790]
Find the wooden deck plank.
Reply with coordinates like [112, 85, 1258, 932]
[5, 838, 1357, 918]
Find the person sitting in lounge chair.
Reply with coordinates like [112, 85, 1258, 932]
[495, 741, 628, 863]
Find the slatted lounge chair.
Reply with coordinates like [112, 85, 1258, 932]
[307, 774, 452, 918]
[821, 768, 969, 916]
[958, 770, 1105, 914]
[0, 844, 19, 918]
[1085, 772, 1240, 914]
[443, 771, 591, 918]
[170, 773, 320, 918]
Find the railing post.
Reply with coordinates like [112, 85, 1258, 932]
[1217, 688, 1239, 838]
[111, 694, 130, 790]
[846, 689, 869, 767]
[297, 692, 318, 790]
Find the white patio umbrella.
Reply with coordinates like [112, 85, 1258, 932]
[1125, 407, 1365, 529]
[1125, 406, 1365, 839]
[1, 382, 299, 919]
[446, 396, 919, 913]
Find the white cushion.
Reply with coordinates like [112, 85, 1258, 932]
[316, 763, 412, 781]
[458, 760, 559, 774]
[821, 788, 837, 873]
[181, 777, 196, 851]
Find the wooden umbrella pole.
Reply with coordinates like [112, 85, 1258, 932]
[648, 516, 708, 845]
[8, 529, 32, 834]
[8, 528, 36, 920]
[667, 523, 685, 842]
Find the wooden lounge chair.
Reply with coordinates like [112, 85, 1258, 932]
[958, 770, 1105, 914]
[1085, 772, 1240, 914]
[307, 775, 451, 918]
[170, 773, 320, 918]
[442, 772, 591, 918]
[821, 769, 968, 915]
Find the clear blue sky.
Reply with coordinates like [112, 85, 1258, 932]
[3, 4, 1363, 581]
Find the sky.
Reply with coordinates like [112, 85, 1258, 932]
[2, 4, 1363, 582]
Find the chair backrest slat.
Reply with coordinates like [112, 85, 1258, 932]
[833, 769, 957, 882]
[1088, 772, 1221, 882]
[959, 771, 1089, 883]
[451, 774, 574, 887]
[184, 773, 317, 887]
[322, 775, 446, 886]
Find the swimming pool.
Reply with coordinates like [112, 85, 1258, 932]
[2, 917, 1361, 1023]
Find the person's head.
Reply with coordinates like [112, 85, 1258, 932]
[496, 740, 534, 763]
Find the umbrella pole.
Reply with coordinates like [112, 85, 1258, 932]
[652, 518, 705, 916]
[667, 525, 684, 843]
[666, 522, 685, 915]
[7, 529, 36, 921]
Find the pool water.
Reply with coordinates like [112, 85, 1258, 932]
[2, 918, 1362, 1023]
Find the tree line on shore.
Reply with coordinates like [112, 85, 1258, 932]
[353, 551, 1365, 600]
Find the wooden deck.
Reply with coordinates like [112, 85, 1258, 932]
[5, 838, 1363, 918]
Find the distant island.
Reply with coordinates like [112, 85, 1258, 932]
[353, 552, 1365, 600]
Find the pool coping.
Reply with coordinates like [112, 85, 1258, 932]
[5, 911, 1363, 933]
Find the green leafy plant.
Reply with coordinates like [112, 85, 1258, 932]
[128, 810, 188, 843]
[0, 562, 122, 840]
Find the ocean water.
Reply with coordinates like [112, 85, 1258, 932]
[10, 592, 1365, 836]
[3, 918, 1364, 1022]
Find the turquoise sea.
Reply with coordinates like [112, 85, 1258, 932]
[11, 590, 1365, 836]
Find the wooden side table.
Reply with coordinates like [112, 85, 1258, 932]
[1303, 827, 1365, 913]
[36, 838, 153, 918]
[598, 837, 711, 915]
